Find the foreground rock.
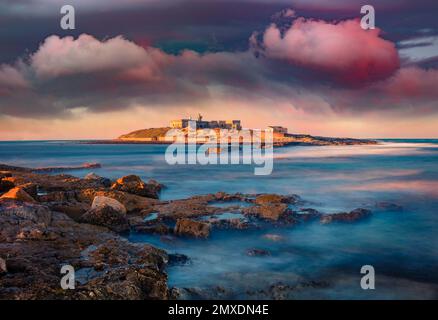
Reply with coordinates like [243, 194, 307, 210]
[0, 187, 36, 203]
[111, 175, 161, 199]
[0, 200, 168, 299]
[174, 219, 210, 238]
[80, 205, 130, 233]
[0, 164, 169, 300]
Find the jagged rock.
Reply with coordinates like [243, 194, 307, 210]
[17, 183, 38, 199]
[246, 248, 271, 256]
[47, 202, 90, 221]
[0, 187, 37, 203]
[0, 179, 15, 194]
[80, 205, 129, 233]
[111, 175, 159, 199]
[84, 173, 112, 187]
[174, 219, 210, 238]
[320, 208, 372, 224]
[91, 196, 127, 215]
[0, 257, 7, 274]
[38, 190, 77, 202]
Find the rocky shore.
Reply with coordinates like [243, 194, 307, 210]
[0, 163, 399, 300]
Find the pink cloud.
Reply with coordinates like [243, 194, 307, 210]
[381, 67, 438, 99]
[258, 18, 400, 84]
[31, 34, 167, 79]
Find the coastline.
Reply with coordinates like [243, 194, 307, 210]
[0, 162, 406, 299]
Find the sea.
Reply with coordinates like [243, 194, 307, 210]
[0, 139, 437, 299]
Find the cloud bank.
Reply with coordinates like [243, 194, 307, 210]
[0, 15, 437, 126]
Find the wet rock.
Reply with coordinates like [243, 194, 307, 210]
[111, 175, 160, 199]
[174, 219, 210, 238]
[320, 208, 372, 224]
[80, 205, 129, 233]
[168, 253, 191, 266]
[244, 203, 289, 221]
[0, 179, 15, 194]
[91, 196, 127, 215]
[0, 257, 7, 274]
[294, 208, 322, 221]
[246, 248, 271, 257]
[0, 187, 37, 203]
[84, 173, 112, 188]
[255, 194, 299, 205]
[375, 202, 403, 212]
[210, 218, 252, 230]
[155, 199, 217, 219]
[134, 223, 172, 235]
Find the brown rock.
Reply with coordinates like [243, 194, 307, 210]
[245, 203, 289, 221]
[174, 219, 210, 238]
[0, 187, 37, 203]
[80, 206, 130, 233]
[91, 196, 127, 215]
[255, 194, 299, 205]
[320, 208, 372, 224]
[0, 199, 52, 227]
[76, 189, 157, 213]
[111, 175, 160, 199]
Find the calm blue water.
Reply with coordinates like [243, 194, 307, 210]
[1, 139, 437, 299]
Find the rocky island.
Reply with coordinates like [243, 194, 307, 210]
[0, 162, 403, 300]
[103, 116, 378, 146]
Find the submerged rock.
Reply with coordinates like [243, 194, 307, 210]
[320, 208, 372, 224]
[262, 234, 285, 242]
[246, 248, 271, 257]
[174, 219, 210, 238]
[111, 175, 160, 199]
[168, 253, 191, 266]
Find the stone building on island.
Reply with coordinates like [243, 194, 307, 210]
[170, 114, 242, 130]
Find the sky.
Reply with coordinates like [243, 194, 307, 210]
[0, 0, 438, 139]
